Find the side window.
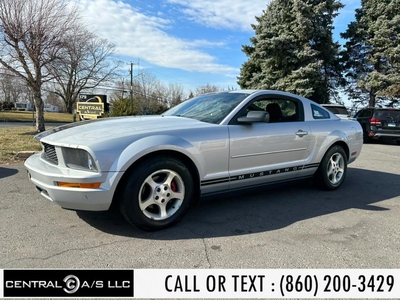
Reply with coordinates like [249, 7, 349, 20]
[311, 104, 330, 119]
[230, 96, 304, 125]
[251, 98, 300, 122]
[357, 110, 372, 118]
[276, 100, 298, 121]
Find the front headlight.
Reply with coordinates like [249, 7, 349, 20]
[63, 148, 98, 172]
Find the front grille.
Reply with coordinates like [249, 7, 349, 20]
[42, 143, 58, 165]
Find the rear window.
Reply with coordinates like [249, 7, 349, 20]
[326, 106, 348, 115]
[373, 110, 400, 120]
[322, 105, 348, 115]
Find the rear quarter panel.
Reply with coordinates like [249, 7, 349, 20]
[302, 99, 363, 164]
[307, 119, 363, 164]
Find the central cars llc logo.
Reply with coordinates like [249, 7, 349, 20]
[3, 269, 134, 297]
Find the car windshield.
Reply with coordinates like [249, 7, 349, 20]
[163, 92, 249, 124]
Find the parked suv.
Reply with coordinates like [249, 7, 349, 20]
[354, 108, 400, 144]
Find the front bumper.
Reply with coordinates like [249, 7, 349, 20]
[24, 153, 119, 211]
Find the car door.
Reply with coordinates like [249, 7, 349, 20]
[228, 96, 316, 189]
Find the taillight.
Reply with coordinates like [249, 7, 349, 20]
[370, 118, 381, 125]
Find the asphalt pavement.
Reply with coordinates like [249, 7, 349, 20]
[1, 142, 399, 269]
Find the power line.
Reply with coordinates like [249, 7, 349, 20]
[149, 69, 193, 86]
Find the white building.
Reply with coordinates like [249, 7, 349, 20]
[14, 102, 34, 111]
[44, 104, 59, 112]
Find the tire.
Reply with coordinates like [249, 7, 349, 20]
[119, 156, 196, 231]
[314, 145, 347, 191]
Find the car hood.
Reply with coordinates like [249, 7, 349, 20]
[36, 116, 214, 147]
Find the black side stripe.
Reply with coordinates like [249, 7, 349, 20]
[201, 177, 230, 186]
[200, 163, 319, 186]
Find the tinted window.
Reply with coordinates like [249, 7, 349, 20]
[324, 106, 348, 115]
[373, 110, 400, 120]
[356, 110, 372, 118]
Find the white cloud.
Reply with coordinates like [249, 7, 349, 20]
[190, 39, 227, 48]
[167, 0, 271, 31]
[71, 0, 237, 76]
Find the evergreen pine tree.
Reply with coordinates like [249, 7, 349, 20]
[238, 0, 344, 104]
[341, 0, 400, 107]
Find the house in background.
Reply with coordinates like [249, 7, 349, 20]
[14, 102, 59, 112]
[44, 104, 59, 112]
[14, 102, 34, 111]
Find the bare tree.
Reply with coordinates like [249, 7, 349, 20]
[166, 83, 184, 107]
[108, 78, 128, 102]
[0, 0, 79, 131]
[0, 70, 28, 103]
[49, 27, 120, 113]
[45, 91, 64, 110]
[0, 71, 13, 103]
[133, 71, 166, 114]
[194, 84, 220, 96]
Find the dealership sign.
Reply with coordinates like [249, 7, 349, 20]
[77, 95, 107, 120]
[76, 102, 104, 116]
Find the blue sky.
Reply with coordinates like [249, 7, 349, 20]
[74, 0, 361, 96]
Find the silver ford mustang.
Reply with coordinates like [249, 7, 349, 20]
[25, 90, 363, 230]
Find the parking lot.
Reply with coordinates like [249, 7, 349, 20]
[0, 142, 399, 269]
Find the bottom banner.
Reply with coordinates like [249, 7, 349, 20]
[1, 269, 399, 298]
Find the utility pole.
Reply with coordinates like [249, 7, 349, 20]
[129, 60, 140, 113]
[130, 62, 134, 112]
[121, 78, 125, 99]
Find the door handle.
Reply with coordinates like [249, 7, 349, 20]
[295, 130, 308, 137]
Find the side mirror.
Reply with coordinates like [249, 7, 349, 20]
[237, 111, 270, 123]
